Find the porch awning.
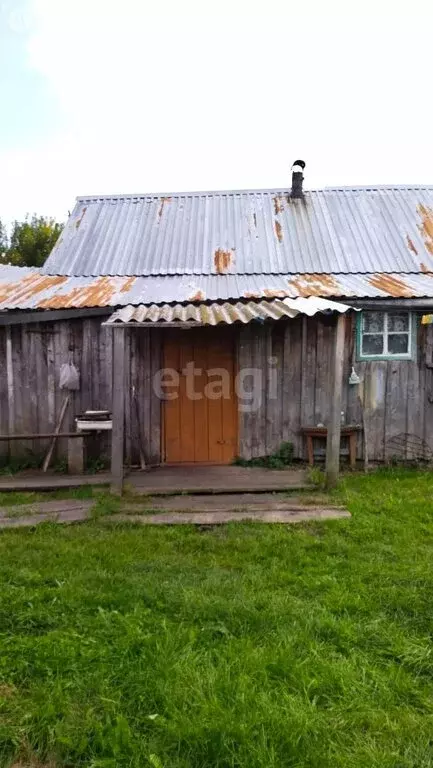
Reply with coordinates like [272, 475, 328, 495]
[103, 297, 356, 327]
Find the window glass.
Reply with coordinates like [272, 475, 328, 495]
[363, 312, 384, 333]
[359, 311, 412, 359]
[362, 334, 384, 355]
[388, 312, 409, 333]
[388, 334, 409, 354]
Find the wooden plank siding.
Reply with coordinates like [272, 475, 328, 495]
[0, 318, 161, 468]
[0, 311, 431, 467]
[236, 313, 432, 464]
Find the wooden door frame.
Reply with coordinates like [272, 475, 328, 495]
[161, 326, 239, 465]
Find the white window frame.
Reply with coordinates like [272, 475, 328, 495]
[358, 310, 414, 360]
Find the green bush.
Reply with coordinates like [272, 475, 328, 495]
[233, 441, 294, 469]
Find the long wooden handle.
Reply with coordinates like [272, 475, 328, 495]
[133, 388, 146, 470]
[42, 394, 70, 472]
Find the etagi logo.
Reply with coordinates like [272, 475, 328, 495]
[152, 358, 278, 413]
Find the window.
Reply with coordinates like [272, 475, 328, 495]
[358, 311, 413, 360]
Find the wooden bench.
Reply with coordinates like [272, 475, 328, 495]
[0, 432, 89, 474]
[300, 425, 362, 469]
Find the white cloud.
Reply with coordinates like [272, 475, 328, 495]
[1, 0, 433, 222]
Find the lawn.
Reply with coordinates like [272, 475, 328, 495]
[1, 469, 433, 767]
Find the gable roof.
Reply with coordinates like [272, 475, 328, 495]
[42, 186, 433, 278]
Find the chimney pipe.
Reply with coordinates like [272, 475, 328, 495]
[291, 159, 306, 199]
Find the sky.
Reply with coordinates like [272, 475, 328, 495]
[1, 0, 433, 224]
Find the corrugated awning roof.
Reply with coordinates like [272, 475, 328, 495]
[2, 266, 433, 311]
[104, 297, 356, 326]
[41, 186, 433, 277]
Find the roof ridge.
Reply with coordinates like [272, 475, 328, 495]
[75, 184, 433, 202]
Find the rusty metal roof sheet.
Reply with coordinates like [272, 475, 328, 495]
[105, 297, 355, 326]
[3, 266, 433, 310]
[42, 186, 433, 277]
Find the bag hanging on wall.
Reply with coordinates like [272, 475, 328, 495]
[59, 362, 80, 391]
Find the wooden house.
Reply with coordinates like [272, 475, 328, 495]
[1, 163, 433, 488]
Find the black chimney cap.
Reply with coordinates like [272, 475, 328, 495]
[291, 159, 305, 199]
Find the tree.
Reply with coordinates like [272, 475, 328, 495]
[3, 215, 63, 268]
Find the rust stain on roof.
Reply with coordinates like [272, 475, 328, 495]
[263, 287, 290, 298]
[417, 204, 433, 255]
[275, 220, 283, 242]
[287, 273, 341, 297]
[120, 276, 136, 293]
[420, 262, 430, 273]
[367, 274, 413, 297]
[273, 195, 284, 215]
[244, 291, 260, 299]
[214, 248, 233, 274]
[37, 276, 137, 309]
[407, 235, 418, 255]
[158, 196, 172, 219]
[189, 289, 205, 302]
[0, 273, 68, 305]
[75, 206, 87, 230]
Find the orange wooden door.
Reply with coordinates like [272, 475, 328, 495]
[163, 328, 238, 464]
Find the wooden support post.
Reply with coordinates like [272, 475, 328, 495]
[325, 313, 346, 488]
[111, 327, 125, 495]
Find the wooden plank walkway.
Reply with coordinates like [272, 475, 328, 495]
[0, 493, 349, 529]
[129, 466, 311, 495]
[122, 492, 321, 511]
[0, 473, 110, 492]
[0, 499, 94, 528]
[108, 509, 350, 526]
[0, 466, 310, 495]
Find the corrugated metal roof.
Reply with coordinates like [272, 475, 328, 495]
[42, 186, 433, 277]
[105, 297, 355, 326]
[2, 266, 433, 310]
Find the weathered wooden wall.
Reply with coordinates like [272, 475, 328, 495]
[0, 318, 162, 467]
[0, 310, 431, 466]
[238, 312, 433, 463]
[124, 327, 162, 466]
[238, 315, 335, 459]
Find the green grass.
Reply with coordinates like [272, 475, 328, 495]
[0, 487, 98, 509]
[1, 469, 433, 767]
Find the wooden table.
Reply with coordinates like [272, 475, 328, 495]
[300, 425, 362, 468]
